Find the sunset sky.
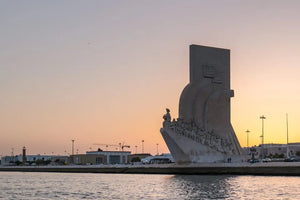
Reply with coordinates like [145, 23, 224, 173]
[1, 0, 300, 156]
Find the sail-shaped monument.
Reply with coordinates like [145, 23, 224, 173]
[161, 45, 243, 163]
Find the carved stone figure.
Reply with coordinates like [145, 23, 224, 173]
[163, 108, 171, 122]
[163, 108, 171, 128]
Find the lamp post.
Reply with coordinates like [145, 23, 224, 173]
[142, 140, 144, 153]
[246, 129, 250, 148]
[286, 113, 289, 158]
[11, 148, 14, 162]
[71, 140, 75, 155]
[260, 115, 266, 160]
[135, 145, 138, 154]
[156, 143, 159, 155]
[246, 129, 250, 155]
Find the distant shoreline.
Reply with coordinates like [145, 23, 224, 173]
[1, 163, 300, 176]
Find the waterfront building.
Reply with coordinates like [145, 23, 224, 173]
[1, 156, 18, 166]
[244, 143, 300, 159]
[71, 149, 131, 165]
[1, 154, 69, 166]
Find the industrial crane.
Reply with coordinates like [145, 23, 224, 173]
[121, 145, 130, 151]
[93, 143, 130, 151]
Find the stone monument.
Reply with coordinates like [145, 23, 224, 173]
[160, 44, 242, 163]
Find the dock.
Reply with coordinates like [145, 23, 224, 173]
[1, 162, 300, 176]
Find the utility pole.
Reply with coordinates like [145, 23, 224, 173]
[260, 115, 266, 160]
[71, 140, 75, 155]
[11, 148, 14, 162]
[22, 147, 26, 166]
[286, 113, 289, 158]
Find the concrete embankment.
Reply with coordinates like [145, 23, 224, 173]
[1, 163, 300, 176]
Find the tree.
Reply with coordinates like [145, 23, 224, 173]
[35, 159, 51, 165]
[131, 157, 141, 162]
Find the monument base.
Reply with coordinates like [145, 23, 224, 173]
[161, 122, 243, 163]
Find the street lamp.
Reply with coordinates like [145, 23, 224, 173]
[246, 129, 250, 148]
[71, 140, 75, 155]
[246, 129, 250, 155]
[286, 113, 289, 158]
[260, 115, 266, 160]
[142, 140, 144, 153]
[156, 143, 159, 155]
[135, 145, 138, 154]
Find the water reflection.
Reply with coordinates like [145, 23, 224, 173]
[1, 172, 300, 199]
[167, 175, 232, 199]
[167, 175, 300, 200]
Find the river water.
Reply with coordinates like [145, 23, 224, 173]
[0, 172, 299, 199]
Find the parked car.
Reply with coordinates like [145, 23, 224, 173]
[248, 159, 259, 163]
[284, 157, 300, 162]
[284, 158, 295, 162]
[262, 158, 272, 162]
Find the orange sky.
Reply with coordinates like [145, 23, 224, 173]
[1, 1, 300, 156]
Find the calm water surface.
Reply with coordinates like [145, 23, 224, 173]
[0, 172, 299, 199]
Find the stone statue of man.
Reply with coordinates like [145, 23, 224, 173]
[163, 108, 171, 122]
